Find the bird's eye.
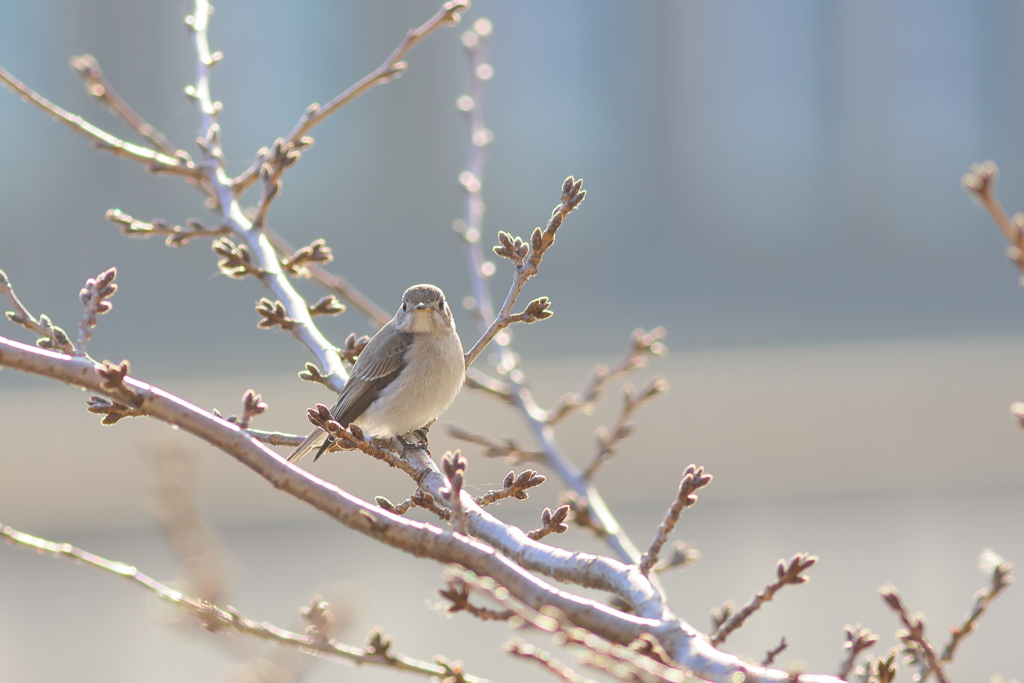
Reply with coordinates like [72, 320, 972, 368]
[439, 300, 446, 311]
[402, 302, 407, 312]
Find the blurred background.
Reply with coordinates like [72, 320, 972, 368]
[1, 0, 1023, 681]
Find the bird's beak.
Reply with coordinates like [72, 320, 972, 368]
[413, 303, 430, 311]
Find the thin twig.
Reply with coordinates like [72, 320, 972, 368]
[711, 554, 818, 646]
[763, 637, 788, 668]
[937, 551, 1013, 668]
[106, 209, 230, 247]
[879, 585, 948, 683]
[837, 625, 879, 681]
[582, 376, 668, 480]
[464, 176, 584, 367]
[69, 53, 178, 156]
[447, 423, 544, 464]
[0, 523, 491, 682]
[526, 505, 571, 541]
[0, 65, 196, 177]
[474, 469, 546, 506]
[546, 328, 667, 425]
[0, 269, 75, 354]
[440, 578, 514, 622]
[231, 1, 469, 195]
[262, 227, 391, 327]
[639, 465, 712, 576]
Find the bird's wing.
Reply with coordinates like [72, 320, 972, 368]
[331, 326, 414, 428]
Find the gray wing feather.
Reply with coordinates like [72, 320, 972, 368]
[287, 322, 413, 463]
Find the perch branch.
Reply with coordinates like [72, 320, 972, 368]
[0, 336, 849, 683]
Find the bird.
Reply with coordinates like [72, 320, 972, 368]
[288, 284, 465, 463]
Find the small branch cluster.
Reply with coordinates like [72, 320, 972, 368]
[86, 394, 145, 425]
[235, 389, 267, 429]
[442, 451, 469, 534]
[940, 552, 1013, 664]
[282, 238, 333, 276]
[298, 362, 329, 386]
[837, 625, 879, 681]
[583, 375, 669, 479]
[762, 637, 788, 667]
[97, 359, 140, 407]
[526, 505, 571, 541]
[212, 238, 264, 279]
[547, 327, 667, 424]
[962, 161, 1024, 283]
[463, 176, 586, 367]
[880, 585, 948, 683]
[440, 576, 514, 622]
[105, 209, 228, 247]
[856, 649, 898, 683]
[711, 553, 818, 646]
[251, 137, 314, 228]
[77, 267, 117, 355]
[255, 298, 295, 330]
[651, 541, 700, 574]
[308, 294, 345, 317]
[0, 269, 74, 354]
[337, 332, 371, 364]
[473, 469, 546, 506]
[639, 465, 712, 575]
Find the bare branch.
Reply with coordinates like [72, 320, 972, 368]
[69, 53, 178, 156]
[0, 269, 75, 354]
[0, 336, 852, 683]
[184, 0, 347, 393]
[232, 1, 469, 195]
[474, 469, 546, 506]
[763, 637, 788, 668]
[711, 553, 818, 646]
[463, 367, 515, 404]
[446, 424, 543, 464]
[938, 550, 1013, 667]
[0, 523, 491, 682]
[106, 209, 229, 247]
[547, 327, 667, 425]
[582, 375, 669, 480]
[440, 578, 514, 622]
[244, 427, 304, 447]
[464, 176, 586, 368]
[305, 404, 418, 475]
[639, 465, 712, 576]
[526, 505, 571, 541]
[262, 227, 392, 327]
[651, 541, 701, 574]
[837, 625, 879, 681]
[0, 65, 197, 177]
[879, 585, 948, 683]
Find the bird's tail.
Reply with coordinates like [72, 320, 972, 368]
[288, 427, 326, 463]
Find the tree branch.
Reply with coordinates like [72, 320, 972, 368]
[0, 65, 197, 178]
[0, 523, 491, 682]
[231, 1, 469, 195]
[0, 335, 848, 683]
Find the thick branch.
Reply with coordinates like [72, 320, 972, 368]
[0, 336, 847, 683]
[185, 0, 347, 393]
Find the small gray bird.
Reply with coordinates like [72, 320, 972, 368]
[288, 284, 465, 463]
